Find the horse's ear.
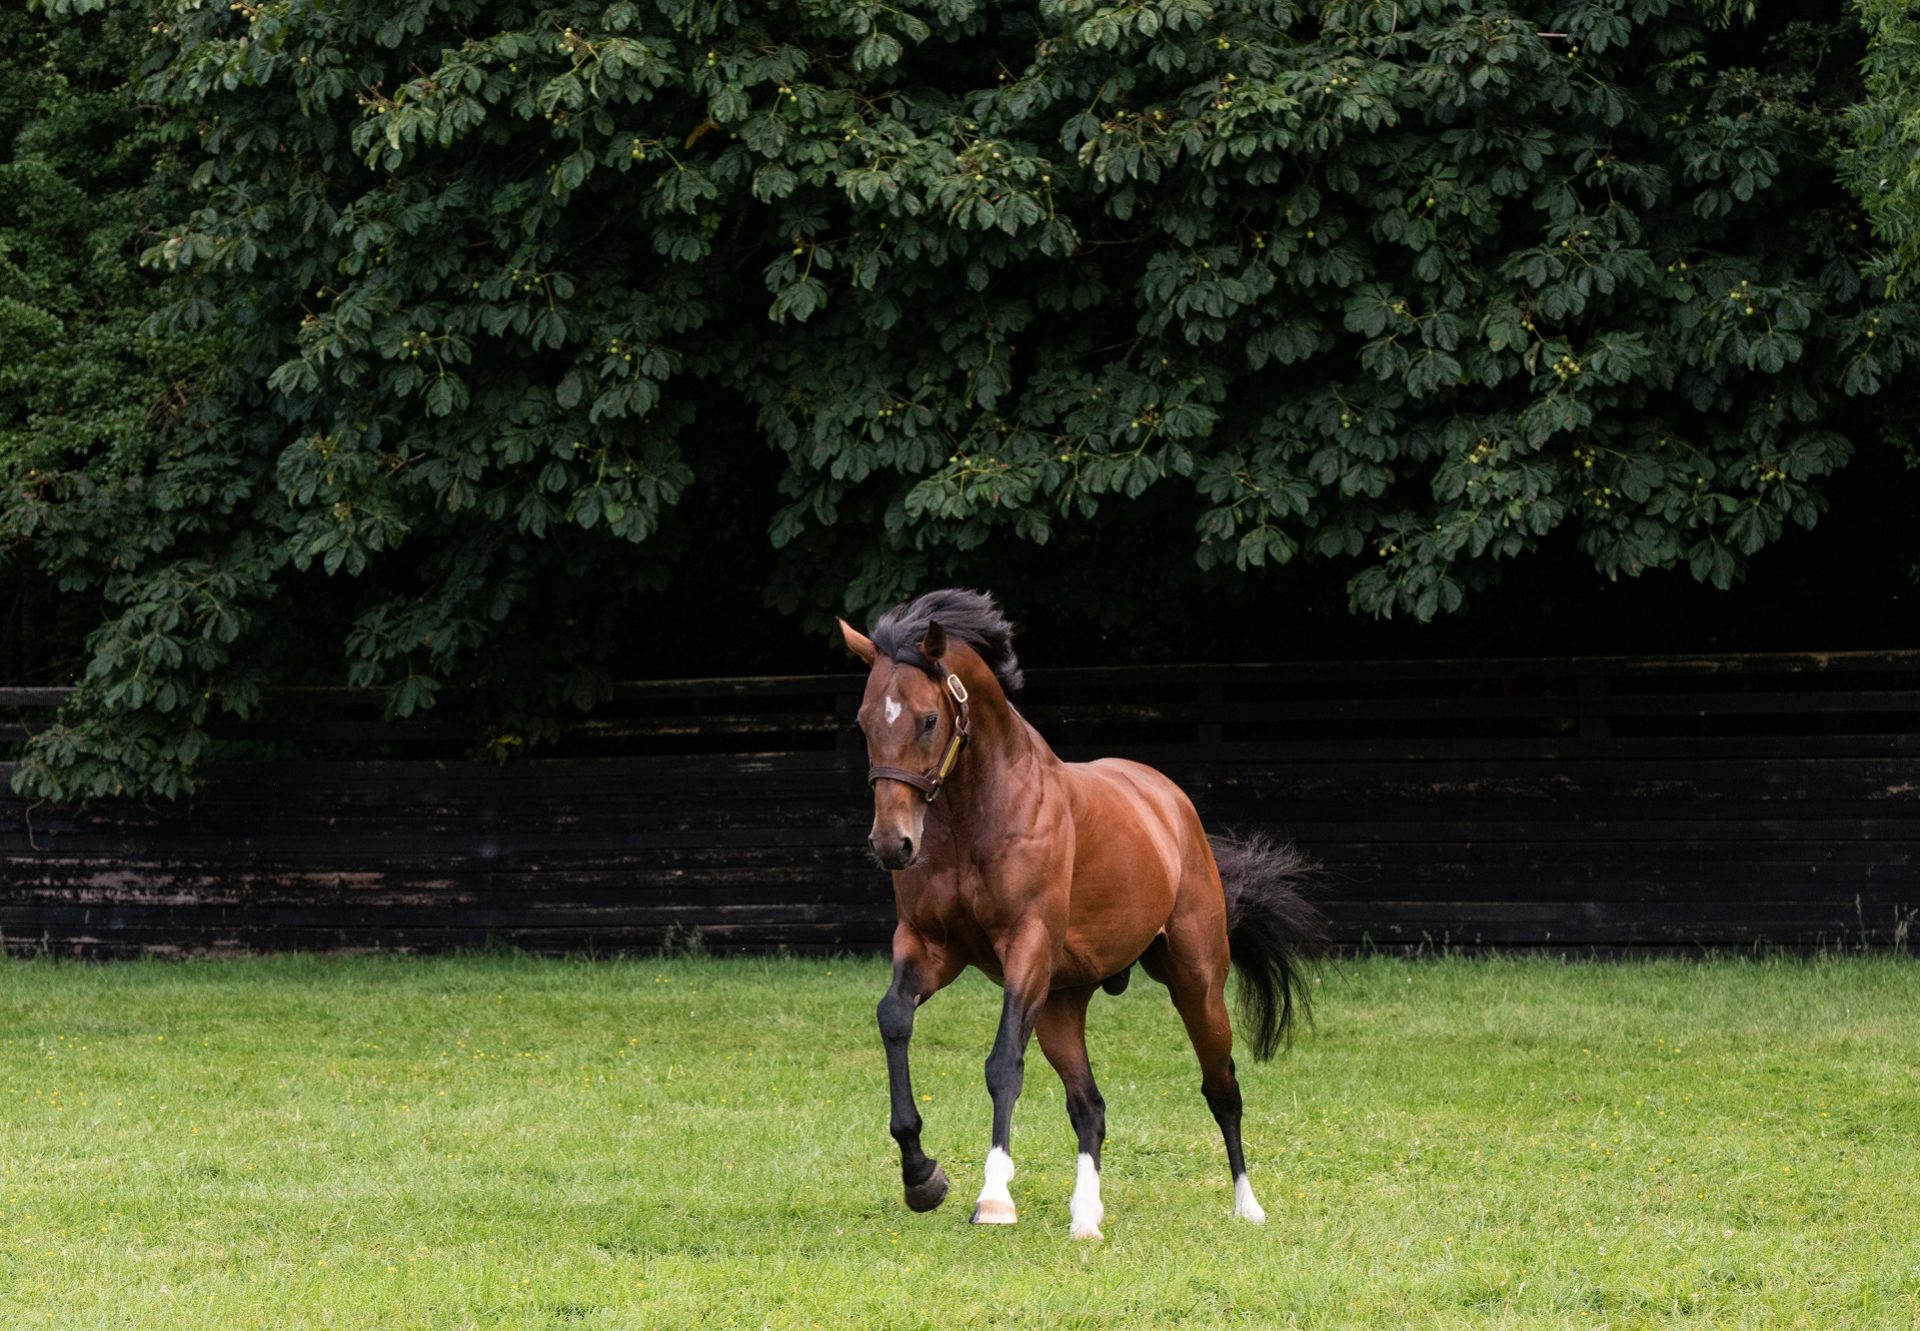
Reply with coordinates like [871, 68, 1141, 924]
[837, 617, 876, 666]
[918, 619, 947, 661]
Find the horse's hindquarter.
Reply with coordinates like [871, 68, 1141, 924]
[1051, 758, 1210, 987]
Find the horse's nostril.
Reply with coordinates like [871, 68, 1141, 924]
[900, 837, 914, 862]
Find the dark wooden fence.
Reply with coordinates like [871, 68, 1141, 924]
[3, 651, 1917, 956]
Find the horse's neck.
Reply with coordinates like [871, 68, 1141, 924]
[976, 695, 1054, 770]
[931, 682, 1056, 831]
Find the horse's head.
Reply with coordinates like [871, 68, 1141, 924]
[838, 616, 968, 871]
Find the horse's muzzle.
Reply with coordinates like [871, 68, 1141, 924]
[869, 831, 917, 871]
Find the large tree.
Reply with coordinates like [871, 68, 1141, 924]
[0, 0, 219, 787]
[1849, 0, 1920, 294]
[5, 0, 1915, 798]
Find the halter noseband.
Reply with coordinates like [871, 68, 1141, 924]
[867, 667, 971, 801]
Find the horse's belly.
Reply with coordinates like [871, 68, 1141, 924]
[1053, 859, 1176, 981]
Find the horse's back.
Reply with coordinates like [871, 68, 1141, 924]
[1066, 757, 1208, 859]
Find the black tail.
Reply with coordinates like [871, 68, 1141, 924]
[1210, 832, 1325, 1061]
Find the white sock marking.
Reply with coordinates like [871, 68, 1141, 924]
[978, 1146, 1015, 1206]
[1069, 1152, 1105, 1240]
[1233, 1172, 1266, 1224]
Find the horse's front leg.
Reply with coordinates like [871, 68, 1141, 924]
[972, 924, 1054, 1226]
[878, 928, 958, 1212]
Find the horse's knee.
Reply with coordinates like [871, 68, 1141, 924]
[985, 1045, 1022, 1080]
[984, 1045, 1024, 1097]
[877, 990, 914, 1043]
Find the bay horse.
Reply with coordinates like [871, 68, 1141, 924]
[836, 588, 1320, 1240]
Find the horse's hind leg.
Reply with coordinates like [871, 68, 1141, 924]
[1035, 985, 1107, 1240]
[1151, 932, 1268, 1224]
[878, 927, 961, 1213]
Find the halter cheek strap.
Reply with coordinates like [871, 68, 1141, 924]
[867, 668, 971, 801]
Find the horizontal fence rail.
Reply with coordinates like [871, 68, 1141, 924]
[3, 651, 1917, 956]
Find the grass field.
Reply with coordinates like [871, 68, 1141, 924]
[1, 951, 1916, 1330]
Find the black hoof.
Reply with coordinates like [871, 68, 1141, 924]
[904, 1163, 950, 1213]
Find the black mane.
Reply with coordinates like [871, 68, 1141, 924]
[869, 588, 1024, 695]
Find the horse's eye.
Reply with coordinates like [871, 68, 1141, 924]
[921, 713, 938, 734]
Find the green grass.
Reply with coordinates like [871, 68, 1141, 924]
[2, 952, 1917, 1330]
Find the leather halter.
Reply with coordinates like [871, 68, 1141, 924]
[867, 667, 971, 801]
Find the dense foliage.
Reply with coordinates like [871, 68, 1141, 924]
[0, 1, 218, 787]
[1849, 0, 1920, 293]
[4, 0, 1915, 798]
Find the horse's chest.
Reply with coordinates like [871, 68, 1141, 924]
[895, 863, 1022, 939]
